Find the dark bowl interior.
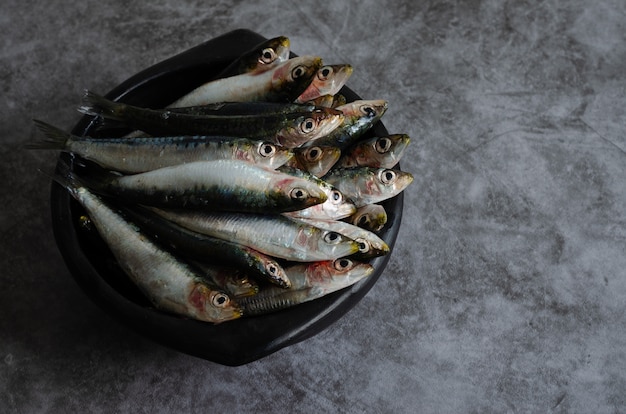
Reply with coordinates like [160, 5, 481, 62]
[50, 29, 404, 366]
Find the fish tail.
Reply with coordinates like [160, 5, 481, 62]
[26, 120, 71, 150]
[78, 90, 126, 122]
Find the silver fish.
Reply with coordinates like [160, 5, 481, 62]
[216, 36, 290, 77]
[78, 159, 328, 213]
[239, 259, 373, 315]
[323, 167, 413, 208]
[29, 120, 293, 173]
[285, 145, 341, 177]
[149, 209, 360, 262]
[169, 55, 323, 107]
[54, 165, 242, 323]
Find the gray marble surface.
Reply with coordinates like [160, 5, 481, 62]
[2, 0, 625, 412]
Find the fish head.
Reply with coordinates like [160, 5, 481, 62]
[337, 99, 389, 124]
[352, 134, 411, 168]
[351, 233, 390, 259]
[304, 258, 373, 290]
[250, 141, 294, 169]
[295, 64, 354, 103]
[270, 56, 323, 102]
[375, 168, 414, 194]
[309, 229, 360, 260]
[294, 145, 341, 176]
[188, 283, 243, 323]
[276, 108, 344, 148]
[256, 36, 291, 69]
[351, 204, 388, 232]
[271, 176, 328, 211]
[318, 187, 357, 220]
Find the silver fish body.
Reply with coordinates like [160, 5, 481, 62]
[30, 120, 292, 173]
[149, 209, 360, 262]
[239, 259, 373, 315]
[168, 55, 323, 107]
[84, 159, 328, 213]
[55, 170, 242, 323]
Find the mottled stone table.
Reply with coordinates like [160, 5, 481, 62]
[2, 1, 625, 412]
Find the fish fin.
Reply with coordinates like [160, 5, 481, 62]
[78, 90, 126, 122]
[26, 120, 71, 150]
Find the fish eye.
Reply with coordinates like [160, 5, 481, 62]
[375, 137, 392, 153]
[356, 238, 370, 253]
[318, 66, 333, 80]
[292, 65, 306, 79]
[290, 187, 309, 200]
[304, 146, 322, 162]
[211, 292, 230, 308]
[266, 263, 279, 276]
[330, 190, 343, 204]
[259, 142, 277, 157]
[361, 105, 376, 117]
[324, 231, 343, 244]
[334, 258, 353, 271]
[260, 48, 277, 64]
[300, 118, 316, 133]
[356, 214, 371, 227]
[379, 169, 397, 184]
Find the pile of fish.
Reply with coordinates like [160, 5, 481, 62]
[29, 35, 413, 324]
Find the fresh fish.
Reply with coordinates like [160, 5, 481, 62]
[294, 217, 389, 259]
[295, 64, 353, 103]
[120, 205, 291, 288]
[323, 167, 413, 208]
[238, 258, 373, 316]
[168, 55, 323, 107]
[308, 99, 388, 149]
[335, 134, 410, 169]
[216, 36, 290, 78]
[79, 91, 344, 148]
[285, 145, 341, 177]
[29, 120, 293, 173]
[349, 204, 388, 232]
[279, 166, 356, 220]
[148, 209, 360, 262]
[73, 159, 328, 213]
[189, 261, 260, 298]
[53, 165, 242, 323]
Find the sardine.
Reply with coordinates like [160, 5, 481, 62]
[216, 36, 290, 78]
[53, 167, 242, 323]
[148, 209, 360, 262]
[295, 64, 353, 103]
[29, 120, 293, 173]
[293, 217, 389, 259]
[307, 99, 388, 149]
[323, 166, 413, 208]
[335, 134, 410, 169]
[74, 159, 328, 213]
[79, 91, 344, 148]
[349, 204, 388, 232]
[285, 145, 341, 177]
[120, 205, 291, 288]
[168, 55, 323, 107]
[238, 259, 373, 315]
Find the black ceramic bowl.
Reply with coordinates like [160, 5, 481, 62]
[50, 29, 403, 366]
